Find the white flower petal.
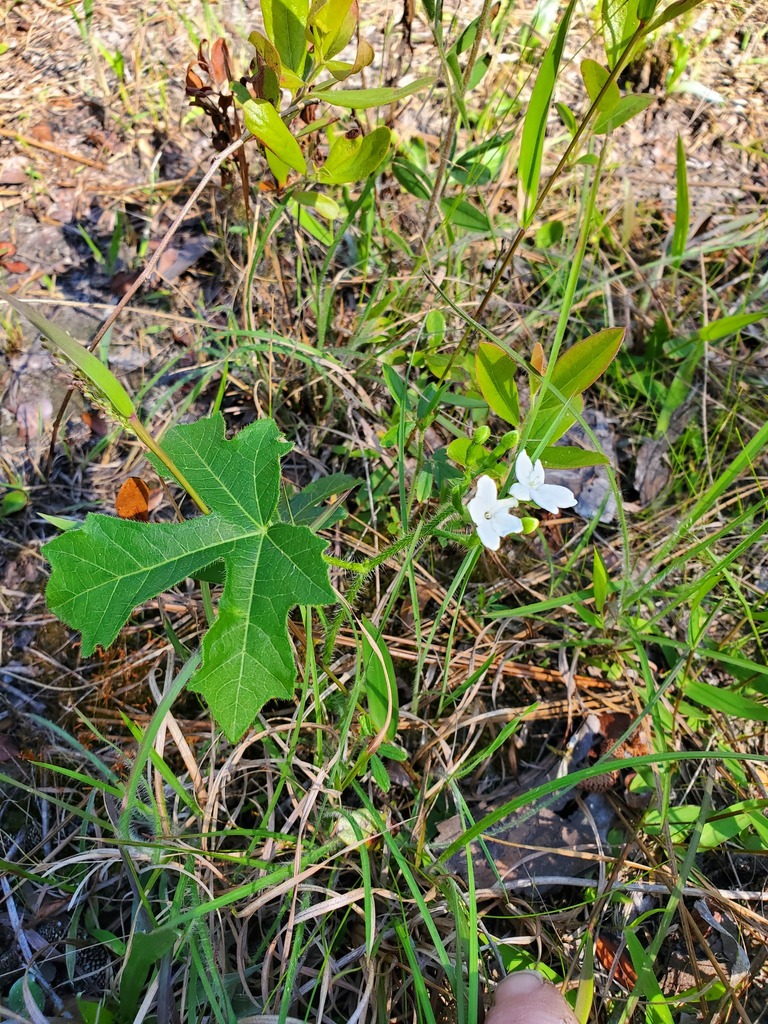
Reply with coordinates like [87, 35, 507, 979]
[494, 497, 519, 514]
[475, 518, 501, 550]
[468, 475, 498, 526]
[529, 458, 547, 489]
[492, 510, 524, 536]
[515, 449, 534, 484]
[530, 483, 578, 514]
[509, 482, 530, 502]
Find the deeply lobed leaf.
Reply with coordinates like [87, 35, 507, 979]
[44, 416, 335, 741]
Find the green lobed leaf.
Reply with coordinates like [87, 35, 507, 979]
[475, 343, 520, 426]
[517, 0, 576, 227]
[261, 0, 309, 75]
[240, 96, 307, 174]
[44, 415, 335, 742]
[318, 126, 391, 183]
[317, 75, 433, 108]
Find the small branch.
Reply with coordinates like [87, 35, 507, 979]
[46, 132, 251, 475]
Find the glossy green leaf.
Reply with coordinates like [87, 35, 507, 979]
[327, 38, 374, 81]
[545, 327, 625, 401]
[556, 101, 578, 134]
[539, 446, 610, 469]
[261, 0, 309, 75]
[529, 393, 584, 445]
[308, 0, 356, 59]
[594, 93, 655, 134]
[362, 617, 399, 742]
[266, 146, 293, 187]
[317, 76, 433, 108]
[476, 343, 520, 426]
[530, 328, 624, 443]
[43, 415, 334, 742]
[1, 291, 135, 420]
[440, 196, 492, 233]
[581, 59, 620, 111]
[518, 0, 576, 227]
[447, 437, 473, 466]
[241, 97, 307, 173]
[292, 189, 341, 218]
[425, 309, 445, 348]
[7, 978, 45, 1015]
[287, 198, 334, 244]
[534, 220, 564, 247]
[318, 125, 391, 183]
[671, 133, 689, 261]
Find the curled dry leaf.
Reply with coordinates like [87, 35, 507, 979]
[486, 971, 579, 1024]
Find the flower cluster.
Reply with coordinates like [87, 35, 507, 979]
[468, 451, 577, 551]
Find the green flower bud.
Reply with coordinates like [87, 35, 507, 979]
[472, 425, 492, 445]
[521, 516, 539, 534]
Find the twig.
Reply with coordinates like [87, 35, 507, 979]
[0, 124, 106, 170]
[45, 132, 250, 475]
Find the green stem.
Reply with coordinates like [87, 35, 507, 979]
[438, 17, 650, 387]
[131, 416, 210, 515]
[323, 501, 461, 662]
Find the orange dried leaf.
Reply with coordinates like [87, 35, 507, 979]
[116, 477, 150, 522]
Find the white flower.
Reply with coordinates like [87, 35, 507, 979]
[510, 450, 577, 514]
[468, 475, 523, 551]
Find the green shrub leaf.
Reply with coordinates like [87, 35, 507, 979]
[43, 415, 334, 742]
[476, 343, 520, 426]
[318, 125, 391, 183]
[261, 0, 309, 75]
[241, 97, 307, 173]
[318, 76, 433, 108]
